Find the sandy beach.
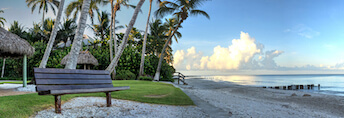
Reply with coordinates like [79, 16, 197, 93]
[176, 78, 344, 117]
[31, 77, 344, 117]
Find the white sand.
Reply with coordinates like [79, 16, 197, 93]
[176, 78, 344, 117]
[34, 97, 208, 118]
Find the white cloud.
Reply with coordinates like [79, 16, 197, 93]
[173, 32, 283, 71]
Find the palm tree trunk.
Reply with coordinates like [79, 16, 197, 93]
[113, 8, 118, 57]
[139, 0, 152, 77]
[109, 0, 114, 64]
[65, 0, 91, 69]
[39, 0, 65, 68]
[109, 1, 114, 78]
[153, 21, 182, 81]
[1, 58, 5, 78]
[106, 0, 145, 72]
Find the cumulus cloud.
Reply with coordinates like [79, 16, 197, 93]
[173, 32, 284, 71]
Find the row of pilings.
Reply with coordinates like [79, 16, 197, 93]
[263, 84, 320, 90]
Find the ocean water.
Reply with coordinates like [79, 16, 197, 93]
[200, 75, 344, 96]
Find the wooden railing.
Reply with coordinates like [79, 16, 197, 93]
[173, 72, 188, 85]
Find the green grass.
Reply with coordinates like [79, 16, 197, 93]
[0, 80, 194, 118]
[0, 81, 30, 84]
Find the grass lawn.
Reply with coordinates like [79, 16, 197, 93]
[0, 80, 194, 118]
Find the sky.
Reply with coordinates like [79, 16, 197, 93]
[1, 0, 344, 75]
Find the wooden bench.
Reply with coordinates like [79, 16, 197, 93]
[34, 68, 129, 113]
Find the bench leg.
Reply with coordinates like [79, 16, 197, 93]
[54, 95, 61, 113]
[106, 92, 111, 107]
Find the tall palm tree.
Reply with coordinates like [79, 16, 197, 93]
[26, 0, 59, 27]
[153, 0, 210, 81]
[65, 0, 92, 69]
[0, 10, 6, 28]
[65, 0, 107, 25]
[108, 0, 135, 76]
[106, 0, 145, 73]
[39, 0, 65, 68]
[139, 0, 153, 76]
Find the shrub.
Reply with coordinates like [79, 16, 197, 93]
[138, 76, 153, 81]
[114, 70, 136, 80]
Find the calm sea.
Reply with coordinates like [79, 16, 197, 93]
[200, 75, 344, 96]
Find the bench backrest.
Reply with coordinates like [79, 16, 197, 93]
[34, 68, 113, 92]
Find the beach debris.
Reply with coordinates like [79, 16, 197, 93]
[303, 94, 311, 97]
[291, 93, 297, 96]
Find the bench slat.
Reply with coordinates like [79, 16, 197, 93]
[34, 68, 110, 75]
[47, 86, 130, 95]
[36, 84, 114, 92]
[35, 79, 112, 85]
[35, 73, 110, 80]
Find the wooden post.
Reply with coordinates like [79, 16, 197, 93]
[84, 64, 86, 70]
[1, 58, 5, 78]
[55, 95, 61, 113]
[106, 92, 111, 107]
[318, 84, 320, 90]
[23, 55, 27, 87]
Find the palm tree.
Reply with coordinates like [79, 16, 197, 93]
[0, 10, 6, 28]
[110, 0, 136, 63]
[148, 19, 168, 56]
[39, 0, 65, 68]
[8, 21, 27, 37]
[26, 0, 59, 27]
[106, 0, 145, 73]
[56, 18, 77, 45]
[90, 11, 110, 42]
[139, 0, 153, 76]
[153, 0, 210, 81]
[65, 0, 92, 69]
[65, 0, 107, 25]
[107, 0, 136, 77]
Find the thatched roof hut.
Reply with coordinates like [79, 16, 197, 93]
[0, 27, 35, 58]
[61, 51, 99, 66]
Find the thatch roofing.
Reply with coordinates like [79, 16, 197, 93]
[61, 51, 99, 66]
[0, 27, 35, 58]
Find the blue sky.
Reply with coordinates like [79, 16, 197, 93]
[1, 0, 344, 74]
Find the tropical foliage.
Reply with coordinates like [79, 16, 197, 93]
[1, 0, 210, 82]
[0, 10, 6, 27]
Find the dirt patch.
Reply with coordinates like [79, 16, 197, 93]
[0, 89, 34, 97]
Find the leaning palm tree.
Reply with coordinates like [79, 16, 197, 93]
[65, 0, 92, 69]
[26, 0, 59, 27]
[65, 0, 107, 25]
[0, 10, 6, 28]
[139, 0, 153, 77]
[39, 0, 65, 68]
[153, 0, 210, 81]
[106, 0, 145, 73]
[108, 0, 135, 77]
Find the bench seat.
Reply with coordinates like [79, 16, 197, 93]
[39, 86, 130, 95]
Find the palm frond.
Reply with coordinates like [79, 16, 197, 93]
[155, 6, 175, 18]
[190, 9, 210, 19]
